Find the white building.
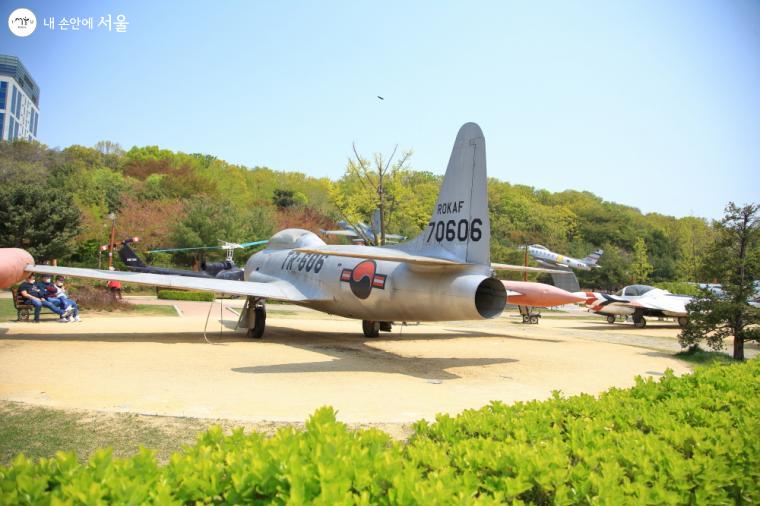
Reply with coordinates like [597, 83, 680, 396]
[0, 55, 40, 142]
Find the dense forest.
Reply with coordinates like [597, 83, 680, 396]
[0, 140, 718, 290]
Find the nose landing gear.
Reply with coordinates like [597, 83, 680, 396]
[241, 297, 266, 339]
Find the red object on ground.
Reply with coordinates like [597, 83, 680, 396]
[502, 280, 586, 307]
[107, 280, 122, 289]
[0, 248, 35, 288]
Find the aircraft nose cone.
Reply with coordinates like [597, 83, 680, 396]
[0, 248, 35, 288]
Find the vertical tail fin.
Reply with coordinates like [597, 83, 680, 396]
[399, 122, 490, 265]
[583, 249, 604, 266]
[118, 243, 147, 269]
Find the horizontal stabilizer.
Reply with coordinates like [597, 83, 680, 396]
[26, 265, 312, 301]
[319, 229, 359, 237]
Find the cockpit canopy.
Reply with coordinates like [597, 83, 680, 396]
[267, 229, 326, 250]
[616, 284, 657, 297]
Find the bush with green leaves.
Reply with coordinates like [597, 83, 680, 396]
[1, 360, 757, 504]
[654, 281, 702, 297]
[157, 290, 215, 302]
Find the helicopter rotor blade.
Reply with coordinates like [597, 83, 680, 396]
[148, 240, 268, 254]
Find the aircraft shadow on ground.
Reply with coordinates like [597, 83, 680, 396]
[0, 319, 549, 348]
[1, 321, 520, 380]
[232, 324, 519, 380]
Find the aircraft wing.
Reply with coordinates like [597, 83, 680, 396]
[25, 265, 313, 301]
[319, 229, 359, 237]
[295, 247, 567, 273]
[490, 263, 568, 274]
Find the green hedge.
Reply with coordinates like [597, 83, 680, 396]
[1, 361, 757, 504]
[157, 290, 215, 302]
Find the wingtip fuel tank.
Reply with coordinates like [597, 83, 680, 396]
[0, 248, 35, 288]
[503, 280, 586, 307]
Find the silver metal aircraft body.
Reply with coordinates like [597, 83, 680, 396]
[526, 244, 603, 271]
[16, 123, 562, 338]
[579, 284, 692, 328]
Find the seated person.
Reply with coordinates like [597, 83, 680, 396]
[18, 273, 72, 323]
[46, 277, 80, 322]
[37, 274, 63, 308]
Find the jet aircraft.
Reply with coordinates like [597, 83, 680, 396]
[579, 284, 691, 328]
[320, 209, 406, 245]
[526, 244, 603, 271]
[2, 123, 564, 338]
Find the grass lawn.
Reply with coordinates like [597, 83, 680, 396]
[674, 346, 737, 365]
[128, 304, 178, 316]
[0, 401, 242, 465]
[0, 298, 177, 321]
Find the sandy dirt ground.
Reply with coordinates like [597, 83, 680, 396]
[0, 301, 728, 427]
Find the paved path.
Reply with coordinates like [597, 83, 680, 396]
[0, 309, 709, 424]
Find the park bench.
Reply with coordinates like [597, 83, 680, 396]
[10, 288, 58, 321]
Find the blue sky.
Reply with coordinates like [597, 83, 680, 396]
[3, 0, 759, 220]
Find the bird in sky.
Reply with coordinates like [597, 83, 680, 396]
[377, 95, 384, 100]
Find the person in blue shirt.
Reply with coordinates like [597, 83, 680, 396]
[18, 273, 72, 323]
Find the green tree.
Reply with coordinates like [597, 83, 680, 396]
[0, 184, 81, 261]
[169, 196, 275, 264]
[630, 237, 653, 283]
[578, 243, 630, 291]
[272, 189, 308, 209]
[331, 145, 413, 245]
[674, 216, 714, 281]
[679, 203, 760, 360]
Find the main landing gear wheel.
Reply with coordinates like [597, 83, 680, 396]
[362, 320, 380, 338]
[247, 306, 266, 339]
[633, 315, 647, 329]
[677, 316, 688, 328]
[606, 315, 616, 324]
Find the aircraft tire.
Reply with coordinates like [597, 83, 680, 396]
[530, 316, 539, 324]
[677, 316, 688, 327]
[362, 320, 380, 338]
[633, 316, 646, 329]
[606, 315, 616, 324]
[248, 307, 266, 339]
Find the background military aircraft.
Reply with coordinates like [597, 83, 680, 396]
[121, 239, 270, 280]
[579, 284, 691, 328]
[3, 123, 563, 338]
[320, 209, 406, 245]
[526, 244, 603, 271]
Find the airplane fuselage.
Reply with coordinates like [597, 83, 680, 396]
[245, 247, 505, 322]
[582, 291, 690, 318]
[528, 246, 592, 271]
